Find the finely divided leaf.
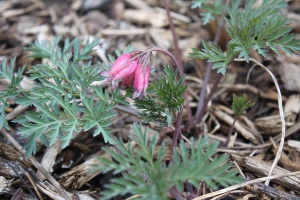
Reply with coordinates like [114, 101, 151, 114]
[3, 37, 122, 156]
[190, 0, 300, 74]
[96, 123, 243, 200]
[134, 65, 186, 127]
[231, 93, 254, 118]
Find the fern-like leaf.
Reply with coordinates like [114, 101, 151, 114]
[190, 0, 300, 74]
[191, 0, 226, 25]
[1, 37, 126, 156]
[134, 65, 186, 127]
[95, 123, 243, 200]
[231, 93, 254, 118]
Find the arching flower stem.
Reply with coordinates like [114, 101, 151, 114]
[142, 47, 186, 164]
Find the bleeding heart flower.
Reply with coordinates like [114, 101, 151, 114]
[100, 51, 152, 99]
[133, 64, 151, 99]
[101, 54, 137, 89]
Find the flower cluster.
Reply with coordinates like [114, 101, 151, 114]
[101, 53, 151, 99]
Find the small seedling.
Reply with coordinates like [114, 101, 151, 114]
[226, 93, 254, 146]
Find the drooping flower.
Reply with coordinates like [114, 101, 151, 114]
[101, 53, 137, 89]
[133, 64, 151, 99]
[101, 51, 152, 99]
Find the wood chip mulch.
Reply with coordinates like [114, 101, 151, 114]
[0, 0, 300, 199]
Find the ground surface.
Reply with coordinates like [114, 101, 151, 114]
[0, 0, 300, 199]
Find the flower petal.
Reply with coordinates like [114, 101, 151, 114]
[112, 79, 119, 89]
[100, 71, 110, 77]
[114, 60, 137, 80]
[133, 64, 151, 99]
[132, 90, 140, 99]
[120, 72, 135, 89]
[143, 66, 151, 91]
[133, 64, 145, 93]
[110, 54, 132, 76]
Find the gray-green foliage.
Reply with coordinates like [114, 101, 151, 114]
[191, 0, 227, 25]
[95, 123, 243, 200]
[134, 65, 187, 127]
[0, 58, 26, 130]
[0, 37, 128, 157]
[190, 0, 300, 75]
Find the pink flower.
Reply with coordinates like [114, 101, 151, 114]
[101, 52, 152, 99]
[133, 64, 151, 99]
[119, 71, 135, 89]
[101, 54, 137, 89]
